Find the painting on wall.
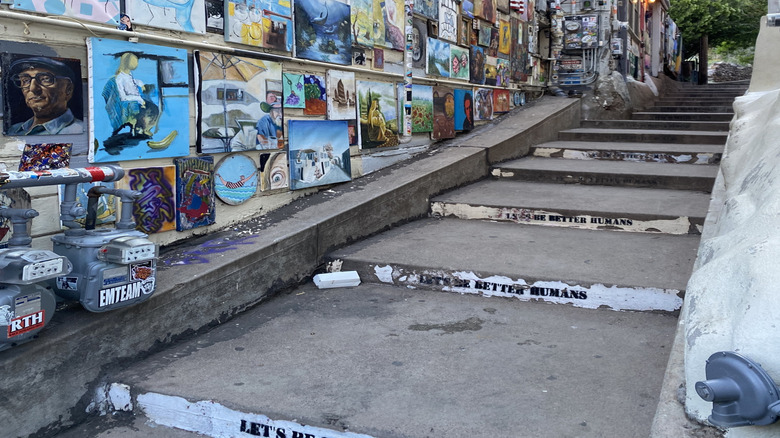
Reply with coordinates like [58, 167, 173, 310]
[474, 87, 494, 121]
[352, 49, 367, 66]
[351, 0, 374, 48]
[213, 153, 257, 205]
[356, 80, 398, 149]
[450, 45, 470, 80]
[373, 0, 404, 51]
[224, 0, 292, 51]
[119, 166, 177, 234]
[2, 54, 84, 136]
[205, 0, 224, 32]
[195, 51, 283, 153]
[493, 88, 510, 113]
[432, 86, 455, 140]
[497, 0, 510, 13]
[426, 38, 450, 78]
[288, 120, 351, 190]
[59, 182, 117, 228]
[498, 19, 511, 55]
[373, 48, 385, 70]
[282, 73, 305, 109]
[511, 18, 529, 81]
[12, 0, 119, 25]
[496, 58, 510, 87]
[259, 151, 289, 191]
[438, 0, 458, 42]
[19, 143, 71, 171]
[294, 0, 352, 65]
[462, 0, 474, 18]
[478, 22, 492, 47]
[414, 0, 437, 19]
[326, 70, 356, 120]
[408, 84, 433, 133]
[469, 45, 486, 84]
[475, 0, 495, 23]
[303, 74, 327, 116]
[411, 18, 428, 69]
[453, 88, 474, 131]
[126, 0, 206, 33]
[484, 56, 498, 85]
[459, 17, 472, 46]
[175, 156, 215, 231]
[88, 38, 190, 163]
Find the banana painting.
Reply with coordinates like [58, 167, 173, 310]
[147, 130, 178, 150]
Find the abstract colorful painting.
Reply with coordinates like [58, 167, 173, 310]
[294, 0, 352, 65]
[12, 0, 119, 25]
[411, 18, 428, 69]
[493, 89, 510, 113]
[175, 156, 215, 231]
[351, 0, 374, 48]
[469, 45, 486, 84]
[126, 0, 206, 33]
[303, 74, 327, 116]
[438, 0, 458, 42]
[498, 20, 511, 55]
[450, 46, 470, 80]
[356, 80, 398, 149]
[408, 85, 433, 133]
[288, 120, 351, 190]
[496, 58, 510, 87]
[326, 70, 356, 120]
[414, 0, 437, 19]
[19, 143, 71, 171]
[283, 73, 305, 109]
[373, 0, 404, 51]
[121, 166, 177, 234]
[474, 87, 494, 121]
[59, 181, 117, 228]
[195, 51, 283, 153]
[453, 88, 474, 131]
[224, 0, 292, 51]
[427, 38, 450, 78]
[259, 151, 289, 191]
[88, 38, 190, 162]
[475, 0, 496, 23]
[432, 86, 455, 140]
[2, 54, 84, 136]
[213, 153, 257, 205]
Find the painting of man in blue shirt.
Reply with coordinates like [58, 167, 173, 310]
[4, 56, 84, 136]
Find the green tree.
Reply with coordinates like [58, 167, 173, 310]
[669, 0, 766, 83]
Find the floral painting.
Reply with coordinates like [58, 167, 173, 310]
[356, 80, 398, 149]
[88, 38, 190, 163]
[126, 0, 206, 33]
[450, 45, 470, 80]
[427, 38, 450, 78]
[294, 0, 352, 65]
[195, 51, 283, 153]
[303, 74, 327, 116]
[432, 86, 455, 140]
[408, 84, 433, 133]
[453, 88, 474, 131]
[283, 73, 305, 109]
[175, 156, 216, 231]
[224, 0, 292, 52]
[326, 70, 356, 120]
[288, 120, 351, 190]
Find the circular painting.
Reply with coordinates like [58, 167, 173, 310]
[214, 153, 258, 205]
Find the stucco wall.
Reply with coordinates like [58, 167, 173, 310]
[684, 16, 780, 437]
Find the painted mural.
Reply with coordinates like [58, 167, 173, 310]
[432, 86, 455, 140]
[60, 182, 117, 227]
[469, 45, 486, 84]
[326, 70, 356, 120]
[213, 153, 257, 205]
[426, 38, 450, 78]
[408, 85, 433, 134]
[303, 74, 327, 116]
[373, 0, 404, 51]
[195, 51, 283, 153]
[224, 0, 292, 51]
[351, 0, 373, 48]
[12, 0, 119, 24]
[288, 120, 351, 190]
[259, 151, 289, 191]
[2, 54, 84, 136]
[126, 0, 206, 33]
[356, 80, 398, 149]
[88, 38, 190, 162]
[294, 0, 352, 65]
[450, 45, 470, 80]
[453, 88, 474, 131]
[175, 156, 216, 231]
[19, 143, 71, 171]
[475, 87, 494, 121]
[439, 0, 458, 42]
[121, 166, 177, 234]
[283, 73, 305, 109]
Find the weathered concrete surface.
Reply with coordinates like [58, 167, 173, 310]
[105, 283, 677, 438]
[0, 96, 581, 438]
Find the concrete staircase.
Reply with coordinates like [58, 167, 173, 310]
[326, 83, 747, 314]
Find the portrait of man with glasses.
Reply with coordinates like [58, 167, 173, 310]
[3, 55, 84, 136]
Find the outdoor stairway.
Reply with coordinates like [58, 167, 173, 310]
[326, 83, 747, 313]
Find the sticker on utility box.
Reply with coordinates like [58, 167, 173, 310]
[7, 294, 44, 338]
[98, 261, 156, 308]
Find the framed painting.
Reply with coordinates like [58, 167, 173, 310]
[213, 153, 257, 205]
[453, 88, 474, 131]
[126, 0, 206, 33]
[326, 70, 356, 120]
[282, 73, 305, 109]
[175, 156, 216, 231]
[205, 0, 224, 33]
[356, 80, 398, 149]
[432, 86, 455, 140]
[288, 120, 351, 190]
[294, 0, 352, 65]
[87, 38, 190, 162]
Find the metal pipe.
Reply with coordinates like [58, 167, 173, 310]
[0, 165, 124, 189]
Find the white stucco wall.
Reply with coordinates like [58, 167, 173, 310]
[684, 16, 780, 437]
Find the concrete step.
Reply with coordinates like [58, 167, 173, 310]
[430, 179, 710, 234]
[493, 156, 718, 192]
[653, 99, 737, 106]
[649, 105, 734, 113]
[581, 119, 730, 131]
[327, 217, 698, 312]
[631, 112, 734, 122]
[557, 128, 728, 145]
[531, 140, 722, 165]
